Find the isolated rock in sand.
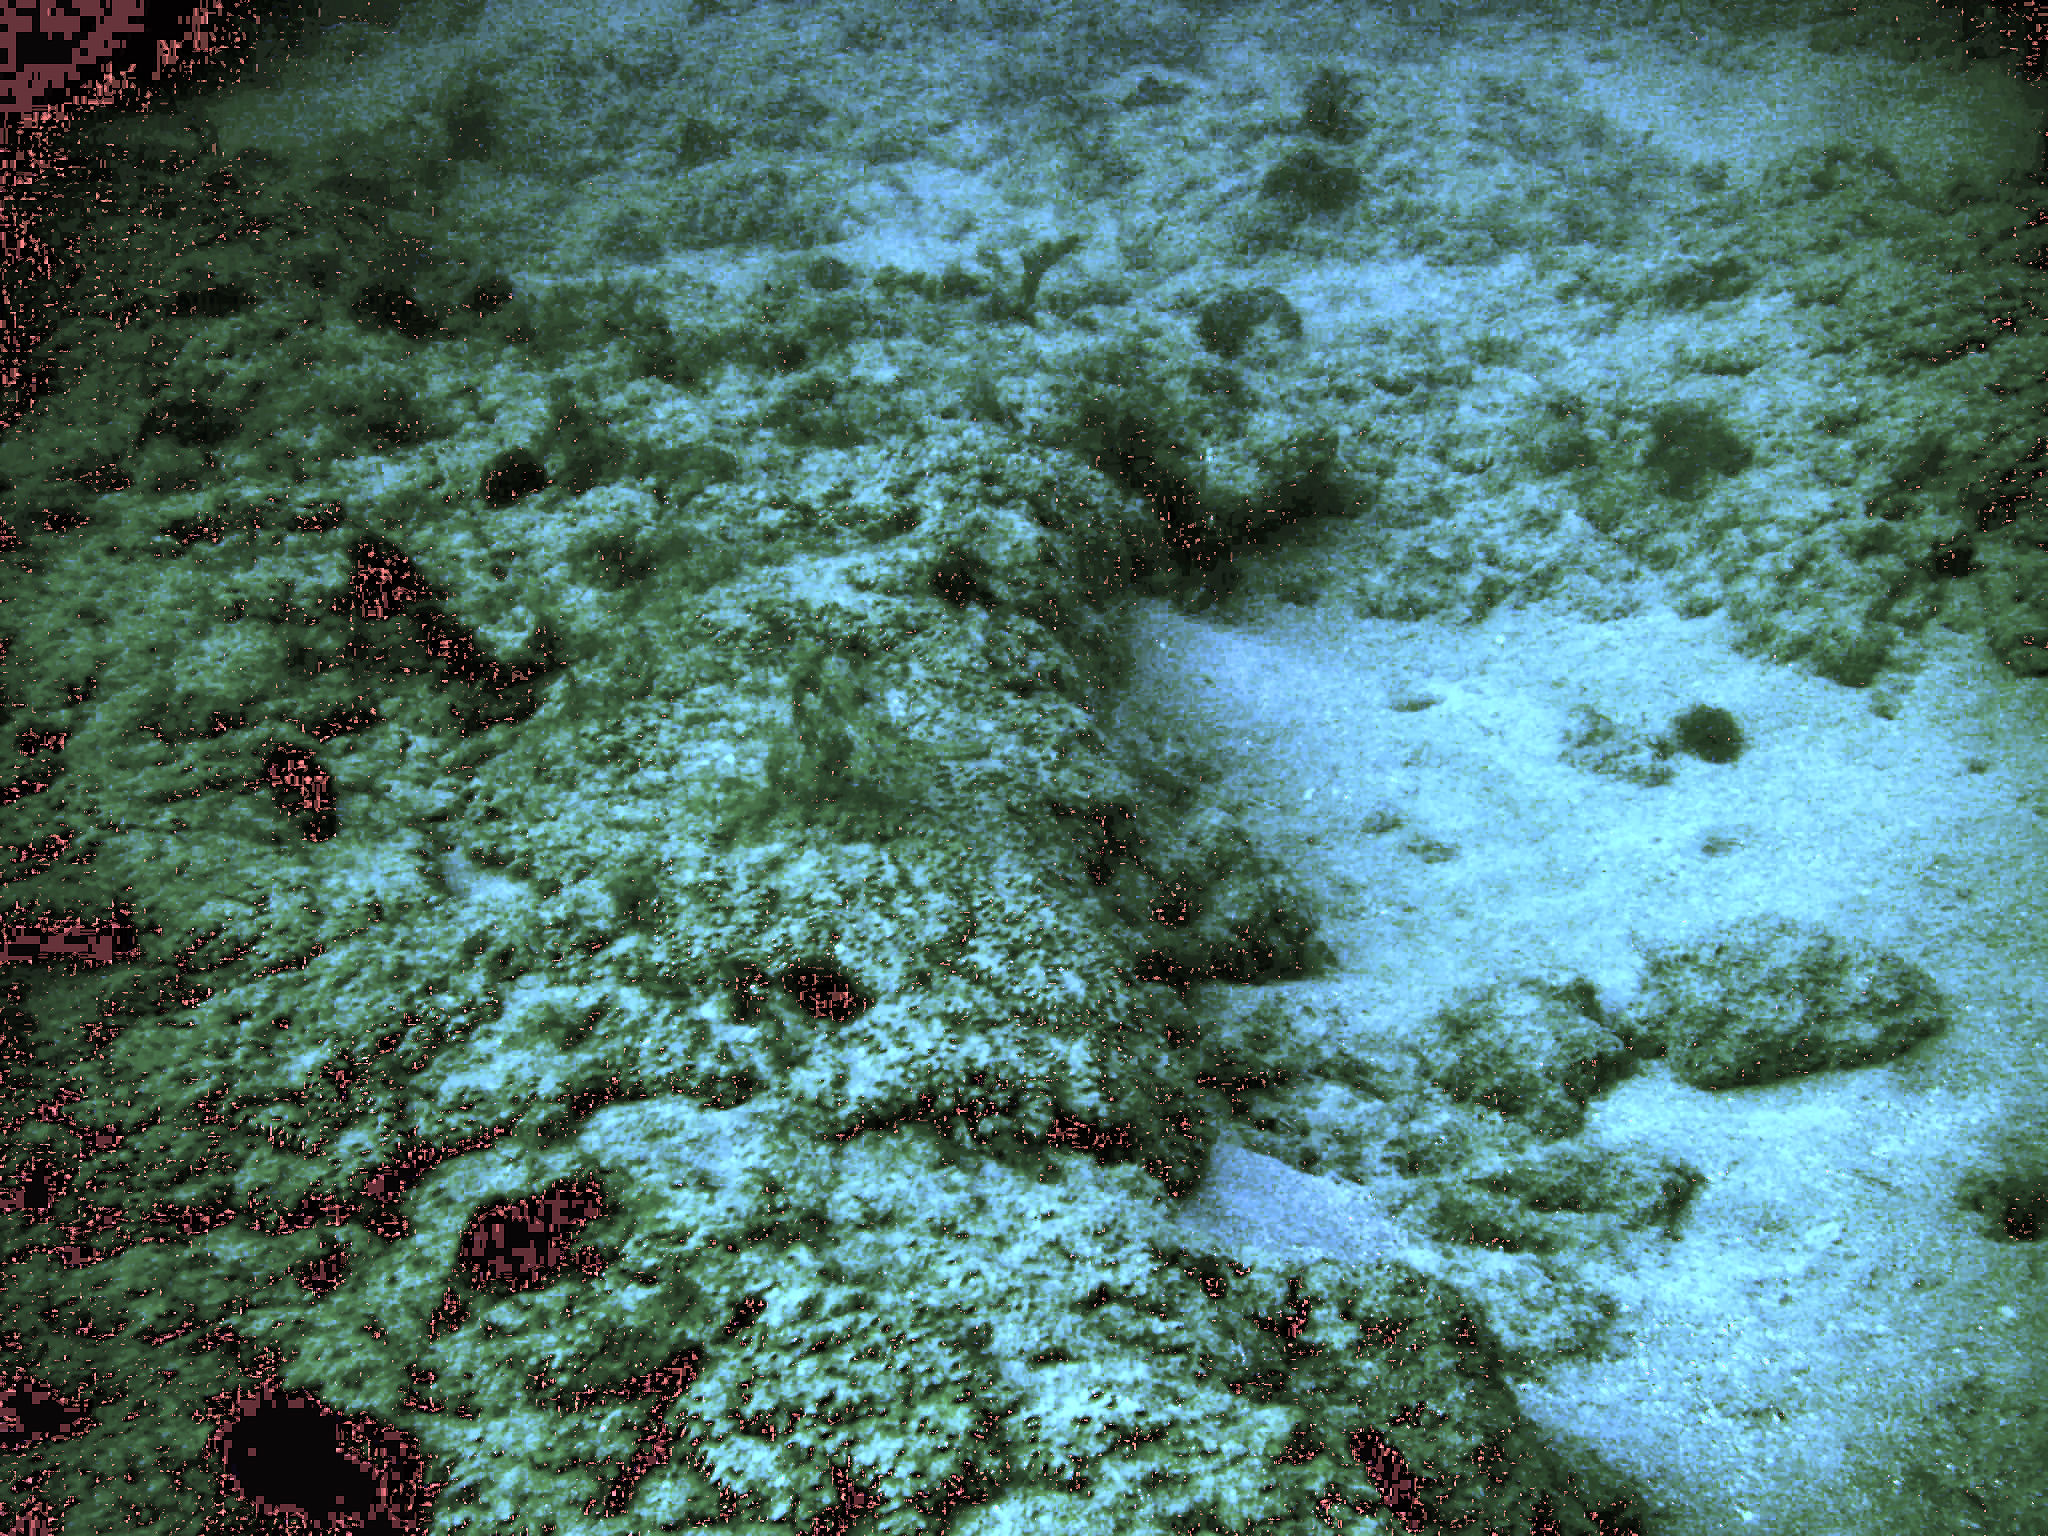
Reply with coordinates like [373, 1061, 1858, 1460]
[1620, 916, 1953, 1089]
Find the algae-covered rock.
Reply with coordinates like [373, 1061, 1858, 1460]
[1621, 916, 1953, 1088]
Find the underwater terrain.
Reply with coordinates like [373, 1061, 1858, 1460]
[2, 2, 2045, 1533]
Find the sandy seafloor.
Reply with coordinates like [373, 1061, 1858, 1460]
[1118, 589, 2048, 1536]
